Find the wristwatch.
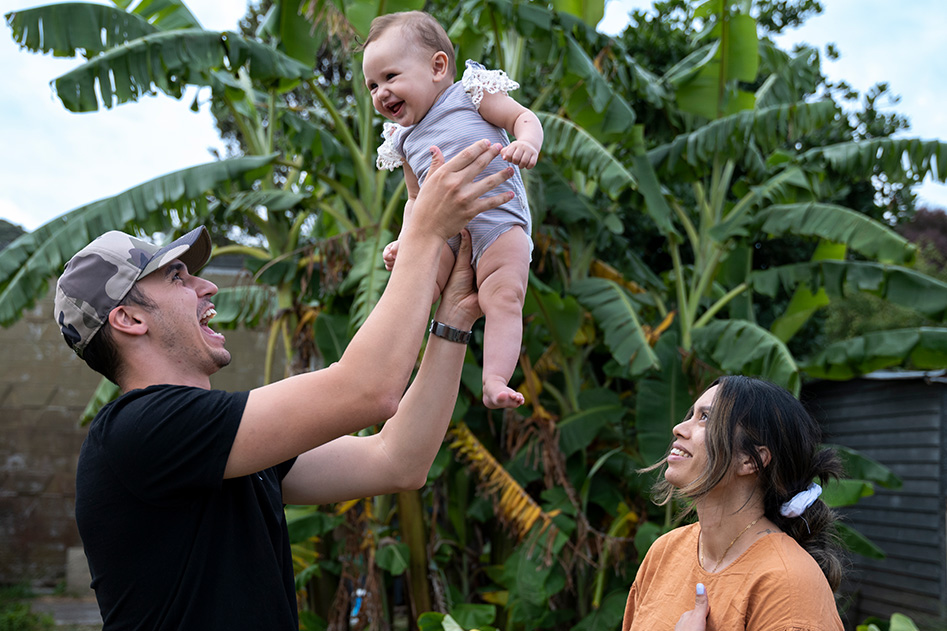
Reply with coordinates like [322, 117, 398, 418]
[429, 319, 472, 344]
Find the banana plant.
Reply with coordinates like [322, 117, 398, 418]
[574, 0, 947, 469]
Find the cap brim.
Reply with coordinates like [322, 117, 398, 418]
[140, 227, 212, 279]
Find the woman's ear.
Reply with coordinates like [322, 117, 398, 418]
[737, 446, 771, 476]
[431, 51, 450, 81]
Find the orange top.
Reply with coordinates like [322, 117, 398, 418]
[622, 523, 843, 631]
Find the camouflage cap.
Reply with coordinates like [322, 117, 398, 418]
[54, 227, 212, 357]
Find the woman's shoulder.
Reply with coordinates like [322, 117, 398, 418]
[740, 533, 843, 629]
[643, 523, 699, 559]
[751, 531, 822, 571]
[742, 533, 837, 603]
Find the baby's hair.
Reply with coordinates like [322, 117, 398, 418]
[363, 11, 456, 80]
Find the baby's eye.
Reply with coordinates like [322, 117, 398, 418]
[368, 82, 377, 91]
[386, 73, 396, 80]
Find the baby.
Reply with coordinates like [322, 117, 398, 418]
[362, 11, 543, 409]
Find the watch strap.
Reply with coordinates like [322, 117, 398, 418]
[429, 319, 472, 344]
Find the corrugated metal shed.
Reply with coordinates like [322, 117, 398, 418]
[804, 371, 947, 627]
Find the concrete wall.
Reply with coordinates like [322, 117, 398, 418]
[0, 269, 272, 588]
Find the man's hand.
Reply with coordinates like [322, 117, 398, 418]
[409, 140, 514, 242]
[675, 583, 710, 631]
[434, 229, 480, 331]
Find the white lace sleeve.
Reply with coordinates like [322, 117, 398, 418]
[376, 122, 404, 171]
[461, 60, 520, 110]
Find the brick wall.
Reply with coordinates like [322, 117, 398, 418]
[0, 269, 274, 587]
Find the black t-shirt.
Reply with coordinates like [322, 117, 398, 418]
[75, 384, 298, 630]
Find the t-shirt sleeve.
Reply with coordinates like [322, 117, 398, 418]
[743, 537, 845, 631]
[99, 386, 247, 504]
[621, 582, 638, 631]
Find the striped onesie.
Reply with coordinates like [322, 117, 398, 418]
[376, 60, 532, 267]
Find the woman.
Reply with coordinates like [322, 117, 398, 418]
[622, 376, 845, 630]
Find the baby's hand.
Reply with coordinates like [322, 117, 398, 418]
[383, 240, 400, 271]
[501, 140, 539, 170]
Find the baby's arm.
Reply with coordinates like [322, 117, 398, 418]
[478, 92, 544, 169]
[384, 163, 422, 271]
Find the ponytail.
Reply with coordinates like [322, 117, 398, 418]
[767, 448, 845, 591]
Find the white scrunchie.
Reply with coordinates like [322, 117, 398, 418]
[779, 482, 822, 518]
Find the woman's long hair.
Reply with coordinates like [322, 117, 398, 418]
[645, 375, 844, 590]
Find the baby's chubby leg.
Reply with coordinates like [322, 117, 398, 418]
[475, 226, 531, 409]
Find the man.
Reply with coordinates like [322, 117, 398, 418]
[55, 141, 513, 630]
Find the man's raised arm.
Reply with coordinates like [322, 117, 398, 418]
[226, 140, 513, 478]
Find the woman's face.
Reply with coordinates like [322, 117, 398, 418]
[665, 385, 719, 488]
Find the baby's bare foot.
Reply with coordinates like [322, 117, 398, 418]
[483, 379, 525, 409]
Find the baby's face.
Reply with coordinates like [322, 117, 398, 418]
[362, 28, 445, 127]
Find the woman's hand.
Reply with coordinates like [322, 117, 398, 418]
[675, 583, 710, 631]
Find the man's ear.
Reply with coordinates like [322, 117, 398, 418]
[109, 304, 148, 337]
[431, 51, 450, 81]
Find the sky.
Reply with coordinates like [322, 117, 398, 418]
[1, 0, 945, 232]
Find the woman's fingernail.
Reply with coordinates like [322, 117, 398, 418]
[696, 583, 705, 596]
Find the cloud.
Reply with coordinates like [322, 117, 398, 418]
[0, 0, 248, 231]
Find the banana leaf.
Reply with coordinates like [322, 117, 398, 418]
[6, 3, 158, 57]
[212, 285, 279, 330]
[571, 277, 660, 375]
[0, 154, 278, 327]
[752, 260, 947, 320]
[538, 112, 636, 199]
[802, 137, 947, 184]
[756, 203, 915, 265]
[801, 327, 947, 380]
[692, 319, 799, 394]
[647, 100, 838, 179]
[53, 29, 313, 112]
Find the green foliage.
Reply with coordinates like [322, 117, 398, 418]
[0, 603, 53, 631]
[858, 612, 921, 631]
[0, 587, 54, 631]
[4, 0, 946, 629]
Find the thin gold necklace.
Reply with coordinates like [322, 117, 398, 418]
[700, 515, 762, 573]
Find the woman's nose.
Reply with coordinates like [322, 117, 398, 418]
[672, 419, 689, 438]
